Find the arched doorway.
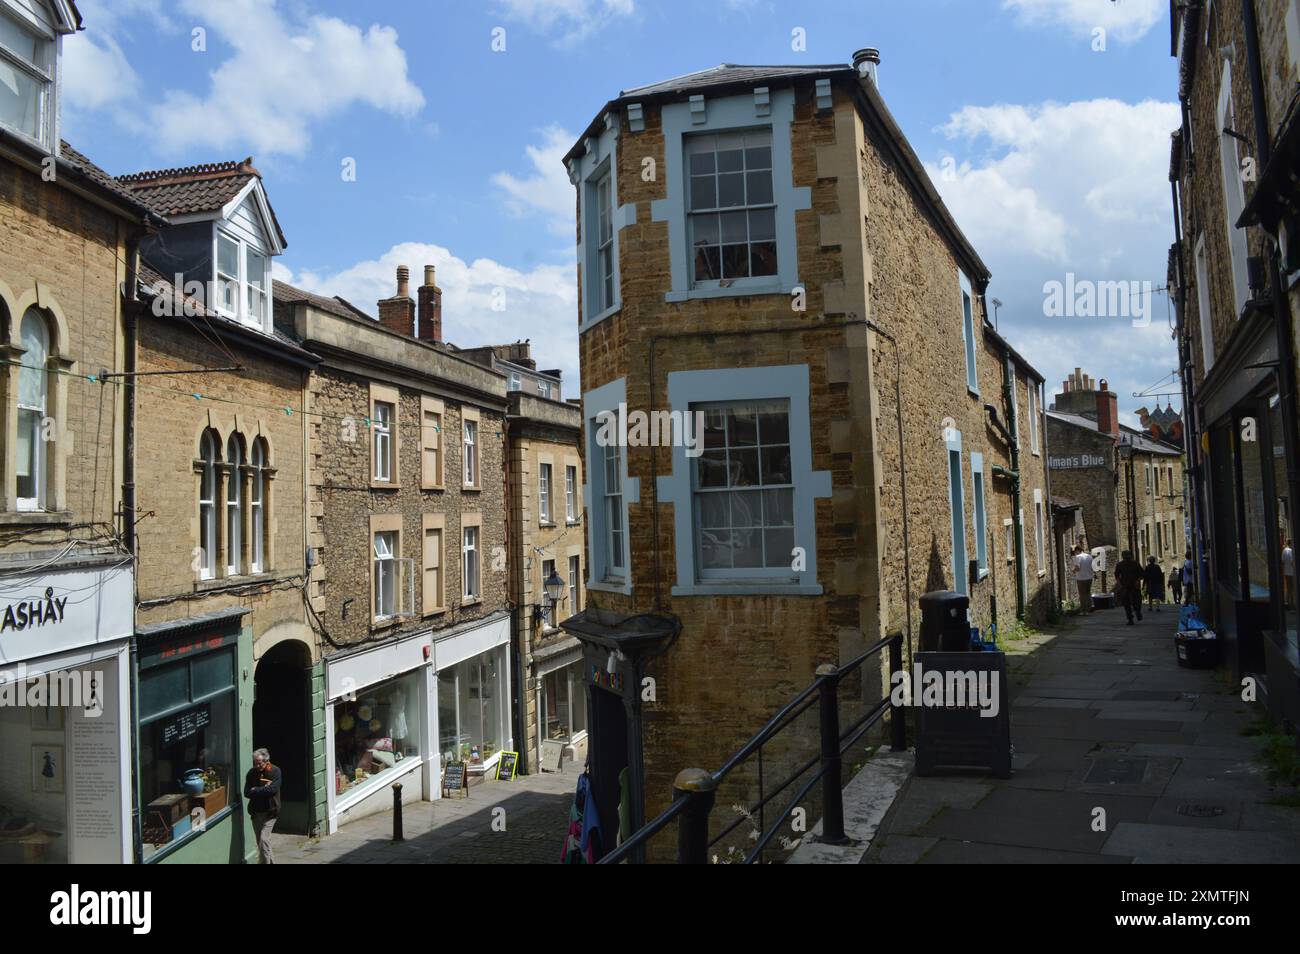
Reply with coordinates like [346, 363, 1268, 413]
[253, 640, 312, 835]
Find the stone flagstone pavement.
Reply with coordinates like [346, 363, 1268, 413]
[269, 763, 580, 864]
[865, 602, 1300, 863]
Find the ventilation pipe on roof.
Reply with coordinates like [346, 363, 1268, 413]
[852, 48, 880, 88]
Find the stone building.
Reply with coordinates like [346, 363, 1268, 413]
[1046, 369, 1186, 591]
[1168, 0, 1300, 720]
[0, 0, 143, 863]
[454, 341, 586, 774]
[118, 156, 321, 862]
[559, 51, 1054, 854]
[279, 267, 514, 832]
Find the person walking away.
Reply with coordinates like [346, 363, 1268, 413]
[1168, 564, 1183, 605]
[1072, 545, 1095, 613]
[1182, 550, 1195, 605]
[1142, 555, 1165, 611]
[1115, 550, 1144, 624]
[245, 747, 281, 864]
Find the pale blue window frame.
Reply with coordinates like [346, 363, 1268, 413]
[651, 88, 810, 303]
[960, 269, 978, 395]
[971, 451, 988, 580]
[657, 364, 831, 596]
[946, 428, 968, 594]
[582, 377, 639, 595]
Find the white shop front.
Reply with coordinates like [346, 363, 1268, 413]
[0, 556, 135, 863]
[323, 612, 512, 833]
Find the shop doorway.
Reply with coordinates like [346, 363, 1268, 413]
[253, 640, 312, 835]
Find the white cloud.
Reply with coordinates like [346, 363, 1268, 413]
[280, 243, 581, 388]
[493, 0, 635, 46]
[492, 125, 579, 237]
[1002, 0, 1165, 44]
[927, 97, 1181, 413]
[135, 0, 424, 157]
[63, 32, 140, 110]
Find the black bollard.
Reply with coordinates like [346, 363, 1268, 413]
[392, 782, 403, 842]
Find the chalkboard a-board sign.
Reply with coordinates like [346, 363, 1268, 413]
[540, 739, 565, 773]
[442, 761, 468, 797]
[159, 703, 211, 747]
[496, 751, 519, 781]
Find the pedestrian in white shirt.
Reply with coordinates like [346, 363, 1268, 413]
[1072, 544, 1095, 613]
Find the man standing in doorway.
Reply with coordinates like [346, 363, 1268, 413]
[245, 748, 281, 864]
[1072, 544, 1094, 613]
[1115, 550, 1144, 625]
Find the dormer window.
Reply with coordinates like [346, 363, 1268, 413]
[214, 229, 271, 331]
[0, 7, 55, 148]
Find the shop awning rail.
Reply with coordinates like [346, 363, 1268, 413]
[597, 631, 906, 864]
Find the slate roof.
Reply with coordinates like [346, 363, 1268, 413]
[619, 63, 850, 98]
[1047, 409, 1182, 456]
[273, 280, 375, 322]
[116, 157, 288, 247]
[137, 262, 318, 364]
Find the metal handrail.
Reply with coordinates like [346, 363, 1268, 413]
[599, 630, 906, 864]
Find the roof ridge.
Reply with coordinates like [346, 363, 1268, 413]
[118, 157, 259, 187]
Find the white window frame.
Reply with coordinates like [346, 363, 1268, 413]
[212, 227, 272, 332]
[565, 465, 577, 523]
[537, 379, 552, 399]
[541, 559, 557, 628]
[15, 308, 49, 512]
[462, 525, 480, 601]
[374, 530, 397, 621]
[584, 378, 640, 592]
[0, 8, 55, 149]
[603, 441, 625, 575]
[1033, 489, 1046, 577]
[1194, 234, 1215, 371]
[684, 128, 779, 290]
[250, 438, 265, 574]
[509, 371, 522, 392]
[539, 462, 553, 525]
[463, 420, 478, 488]
[225, 435, 243, 576]
[568, 554, 581, 613]
[947, 431, 968, 593]
[198, 431, 218, 580]
[1028, 381, 1040, 455]
[1145, 463, 1152, 494]
[960, 270, 978, 395]
[1217, 60, 1251, 316]
[373, 401, 394, 482]
[595, 169, 615, 311]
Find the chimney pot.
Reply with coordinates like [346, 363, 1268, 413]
[424, 265, 436, 288]
[417, 263, 442, 343]
[396, 265, 410, 299]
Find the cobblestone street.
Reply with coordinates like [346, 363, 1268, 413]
[866, 603, 1300, 864]
[270, 766, 580, 864]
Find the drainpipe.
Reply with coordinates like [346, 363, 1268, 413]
[1242, 0, 1300, 611]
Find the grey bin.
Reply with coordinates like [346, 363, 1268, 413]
[919, 590, 972, 653]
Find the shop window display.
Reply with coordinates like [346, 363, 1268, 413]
[541, 662, 588, 744]
[138, 647, 237, 860]
[437, 647, 507, 774]
[333, 672, 421, 798]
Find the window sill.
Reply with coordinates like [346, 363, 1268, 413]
[370, 481, 400, 491]
[462, 485, 481, 493]
[586, 578, 632, 596]
[193, 571, 282, 594]
[423, 606, 448, 618]
[540, 521, 557, 529]
[461, 597, 482, 608]
[579, 303, 621, 334]
[672, 582, 824, 597]
[967, 386, 981, 399]
[665, 281, 785, 303]
[0, 510, 72, 526]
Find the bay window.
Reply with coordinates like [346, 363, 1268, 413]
[213, 229, 272, 331]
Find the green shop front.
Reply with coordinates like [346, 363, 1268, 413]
[134, 607, 255, 864]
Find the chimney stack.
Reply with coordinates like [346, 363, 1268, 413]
[1095, 379, 1119, 439]
[378, 264, 416, 337]
[417, 264, 442, 343]
[852, 48, 881, 87]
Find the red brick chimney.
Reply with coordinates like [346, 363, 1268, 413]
[378, 265, 415, 336]
[1096, 378, 1119, 438]
[416, 264, 442, 343]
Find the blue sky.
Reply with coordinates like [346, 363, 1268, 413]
[63, 0, 1182, 421]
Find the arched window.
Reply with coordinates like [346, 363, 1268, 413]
[198, 431, 219, 579]
[16, 309, 50, 511]
[250, 437, 267, 573]
[226, 434, 243, 575]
